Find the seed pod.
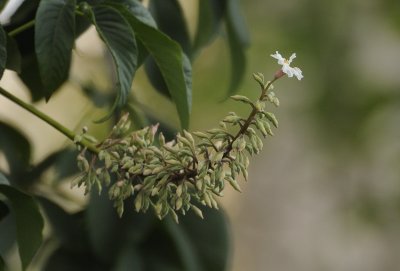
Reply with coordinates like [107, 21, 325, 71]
[264, 112, 278, 128]
[191, 205, 204, 219]
[134, 192, 143, 212]
[230, 95, 253, 105]
[175, 197, 183, 210]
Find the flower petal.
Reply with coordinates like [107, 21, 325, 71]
[288, 53, 296, 64]
[293, 67, 303, 80]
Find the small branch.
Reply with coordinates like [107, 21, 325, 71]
[0, 87, 99, 153]
[8, 19, 35, 37]
[223, 78, 277, 157]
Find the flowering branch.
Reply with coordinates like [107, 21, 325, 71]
[73, 51, 303, 222]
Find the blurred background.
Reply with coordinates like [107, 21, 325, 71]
[1, 0, 400, 270]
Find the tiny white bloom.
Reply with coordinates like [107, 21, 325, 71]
[271, 51, 303, 80]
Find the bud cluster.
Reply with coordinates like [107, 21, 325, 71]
[73, 72, 279, 222]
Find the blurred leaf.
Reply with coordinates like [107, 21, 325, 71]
[19, 54, 46, 101]
[38, 197, 91, 252]
[193, 0, 226, 55]
[86, 189, 155, 263]
[145, 0, 191, 98]
[4, 0, 45, 101]
[140, 221, 184, 271]
[43, 247, 107, 271]
[0, 122, 31, 179]
[5, 35, 21, 73]
[81, 84, 112, 107]
[0, 174, 44, 270]
[32, 148, 79, 182]
[0, 255, 4, 271]
[85, 3, 138, 122]
[149, 0, 191, 56]
[53, 148, 80, 180]
[0, 173, 8, 184]
[114, 4, 192, 129]
[0, 26, 6, 79]
[0, 0, 8, 13]
[226, 0, 249, 45]
[35, 0, 76, 99]
[165, 207, 230, 271]
[0, 201, 9, 222]
[223, 0, 249, 98]
[0, 201, 17, 258]
[126, 102, 177, 140]
[112, 246, 143, 271]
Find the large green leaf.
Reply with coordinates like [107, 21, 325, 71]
[179, 207, 230, 271]
[0, 122, 31, 180]
[0, 254, 4, 271]
[35, 0, 76, 99]
[0, 201, 9, 222]
[38, 197, 90, 252]
[112, 246, 143, 271]
[164, 207, 230, 271]
[224, 0, 249, 98]
[149, 0, 191, 56]
[193, 0, 226, 55]
[0, 26, 6, 79]
[85, 3, 138, 121]
[110, 3, 192, 129]
[43, 247, 106, 271]
[86, 189, 155, 263]
[5, 35, 21, 73]
[145, 0, 191, 99]
[0, 174, 44, 270]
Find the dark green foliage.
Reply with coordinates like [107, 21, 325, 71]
[35, 0, 76, 99]
[84, 3, 138, 121]
[5, 35, 21, 73]
[0, 122, 31, 180]
[0, 1, 251, 270]
[0, 174, 44, 270]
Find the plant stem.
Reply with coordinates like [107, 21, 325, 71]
[224, 78, 277, 156]
[8, 20, 35, 37]
[0, 87, 99, 153]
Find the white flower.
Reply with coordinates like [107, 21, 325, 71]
[271, 51, 303, 80]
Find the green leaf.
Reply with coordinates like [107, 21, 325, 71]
[0, 174, 44, 270]
[113, 4, 191, 129]
[149, 0, 191, 56]
[0, 254, 5, 271]
[177, 207, 230, 271]
[112, 246, 143, 271]
[0, 201, 9, 222]
[224, 0, 249, 98]
[0, 122, 31, 180]
[145, 0, 191, 98]
[35, 0, 76, 99]
[4, 0, 47, 101]
[5, 35, 21, 73]
[43, 247, 102, 271]
[85, 3, 138, 121]
[86, 189, 155, 263]
[193, 0, 226, 55]
[38, 197, 90, 252]
[0, 26, 6, 79]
